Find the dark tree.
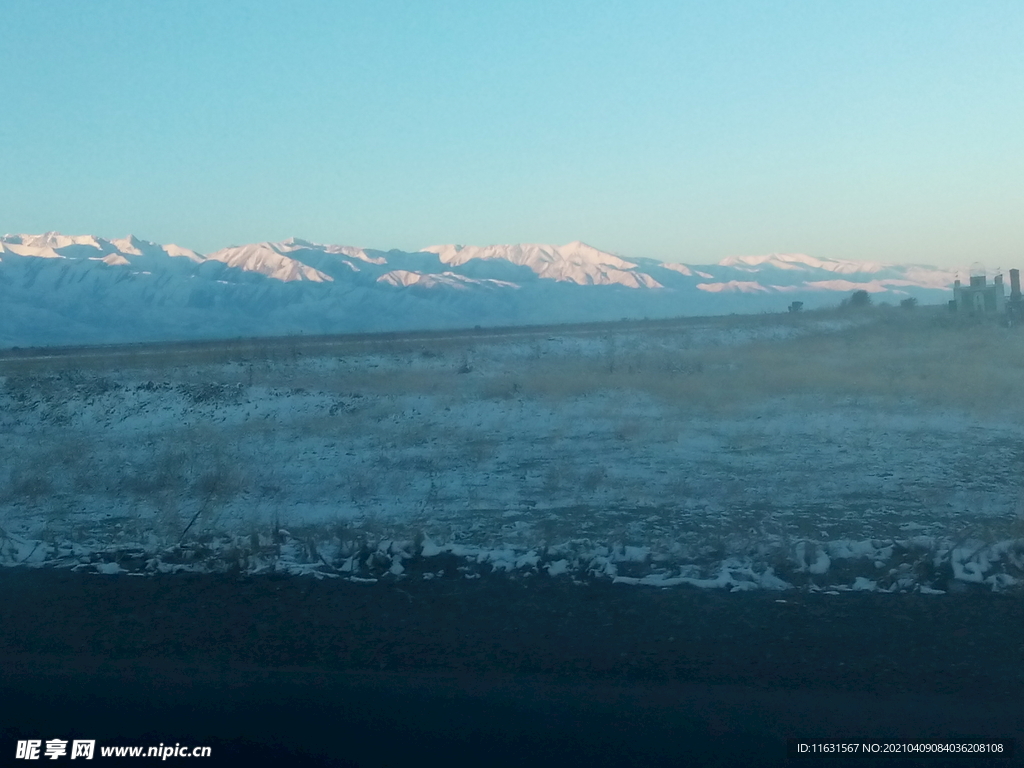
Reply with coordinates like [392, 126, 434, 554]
[849, 289, 871, 308]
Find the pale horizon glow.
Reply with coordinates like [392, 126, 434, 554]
[2, 1, 1022, 269]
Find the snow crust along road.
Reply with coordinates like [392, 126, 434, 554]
[2, 313, 1023, 593]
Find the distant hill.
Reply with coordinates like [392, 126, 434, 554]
[0, 232, 958, 346]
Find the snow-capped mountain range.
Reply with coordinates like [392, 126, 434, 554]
[0, 232, 959, 346]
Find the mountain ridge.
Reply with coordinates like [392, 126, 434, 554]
[0, 232, 960, 347]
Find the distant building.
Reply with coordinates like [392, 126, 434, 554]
[1009, 269, 1023, 321]
[952, 265, 1005, 315]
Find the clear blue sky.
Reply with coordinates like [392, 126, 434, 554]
[2, 0, 1022, 267]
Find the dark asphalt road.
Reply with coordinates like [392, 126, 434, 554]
[1, 570, 1020, 767]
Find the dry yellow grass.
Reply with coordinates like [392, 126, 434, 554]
[5, 306, 1023, 417]
[488, 309, 1024, 418]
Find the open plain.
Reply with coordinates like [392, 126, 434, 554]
[3, 307, 1023, 593]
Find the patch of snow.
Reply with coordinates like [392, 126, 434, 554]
[660, 262, 693, 276]
[696, 281, 771, 294]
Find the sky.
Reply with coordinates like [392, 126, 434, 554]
[1, 0, 1022, 268]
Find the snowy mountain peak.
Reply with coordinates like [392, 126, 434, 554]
[557, 240, 621, 263]
[14, 232, 59, 248]
[0, 232, 205, 264]
[421, 242, 648, 287]
[162, 243, 205, 262]
[3, 232, 105, 251]
[718, 253, 887, 275]
[109, 234, 145, 255]
[205, 242, 333, 283]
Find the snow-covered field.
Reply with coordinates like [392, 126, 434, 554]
[3, 310, 1023, 593]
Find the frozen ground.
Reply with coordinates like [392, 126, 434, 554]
[2, 310, 1023, 593]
